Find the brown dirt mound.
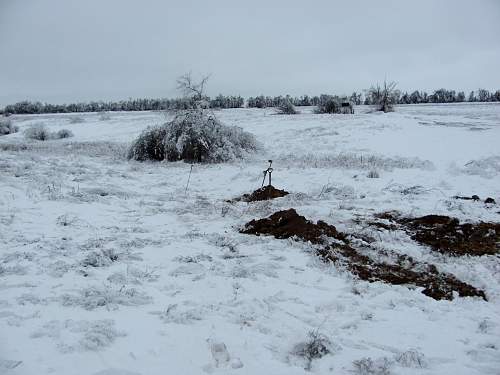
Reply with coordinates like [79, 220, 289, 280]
[241, 208, 345, 244]
[241, 209, 487, 301]
[377, 212, 500, 256]
[233, 185, 289, 202]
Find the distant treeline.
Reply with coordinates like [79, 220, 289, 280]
[377, 88, 500, 106]
[2, 89, 500, 115]
[1, 95, 245, 115]
[248, 89, 500, 108]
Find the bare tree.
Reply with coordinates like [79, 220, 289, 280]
[368, 80, 399, 112]
[176, 72, 211, 101]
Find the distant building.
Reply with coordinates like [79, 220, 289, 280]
[340, 101, 354, 114]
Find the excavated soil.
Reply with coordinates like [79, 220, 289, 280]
[241, 208, 346, 244]
[241, 209, 486, 301]
[376, 212, 500, 256]
[453, 195, 496, 205]
[232, 185, 289, 202]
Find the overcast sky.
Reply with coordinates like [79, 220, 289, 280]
[1, 0, 499, 106]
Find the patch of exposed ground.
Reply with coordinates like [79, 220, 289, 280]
[453, 195, 496, 204]
[375, 212, 500, 256]
[231, 185, 289, 202]
[241, 209, 486, 301]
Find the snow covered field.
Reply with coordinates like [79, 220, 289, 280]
[1, 103, 499, 375]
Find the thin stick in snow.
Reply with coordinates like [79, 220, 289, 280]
[185, 164, 193, 195]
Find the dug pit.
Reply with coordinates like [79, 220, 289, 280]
[241, 209, 486, 301]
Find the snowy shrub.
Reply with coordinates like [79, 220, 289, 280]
[367, 170, 380, 178]
[107, 267, 159, 285]
[128, 125, 168, 161]
[24, 124, 52, 141]
[56, 128, 74, 139]
[353, 357, 392, 375]
[31, 319, 125, 352]
[276, 99, 299, 115]
[394, 350, 427, 368]
[291, 331, 332, 370]
[151, 304, 205, 324]
[79, 320, 126, 351]
[69, 116, 85, 124]
[0, 117, 18, 136]
[315, 98, 341, 114]
[61, 285, 151, 310]
[81, 249, 119, 267]
[461, 156, 500, 178]
[24, 125, 74, 141]
[128, 110, 258, 163]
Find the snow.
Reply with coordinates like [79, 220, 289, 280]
[1, 103, 499, 374]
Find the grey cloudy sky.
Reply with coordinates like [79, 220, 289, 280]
[1, 0, 499, 106]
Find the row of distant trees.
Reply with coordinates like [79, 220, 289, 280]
[247, 94, 352, 108]
[249, 88, 500, 108]
[0, 95, 245, 115]
[365, 88, 500, 106]
[2, 89, 500, 115]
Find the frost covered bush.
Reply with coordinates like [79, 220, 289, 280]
[31, 319, 125, 352]
[56, 128, 74, 139]
[315, 98, 341, 114]
[394, 350, 427, 368]
[81, 249, 119, 267]
[24, 124, 74, 141]
[461, 156, 500, 178]
[291, 331, 331, 370]
[128, 125, 168, 161]
[353, 357, 392, 375]
[61, 285, 151, 310]
[128, 110, 257, 163]
[24, 124, 52, 140]
[0, 117, 19, 136]
[276, 99, 299, 115]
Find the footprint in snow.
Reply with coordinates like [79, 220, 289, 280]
[202, 341, 243, 372]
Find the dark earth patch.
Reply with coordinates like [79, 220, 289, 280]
[376, 212, 500, 256]
[453, 195, 481, 201]
[231, 185, 289, 202]
[453, 195, 496, 205]
[241, 209, 486, 301]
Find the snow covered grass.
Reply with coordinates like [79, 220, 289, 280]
[0, 103, 499, 374]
